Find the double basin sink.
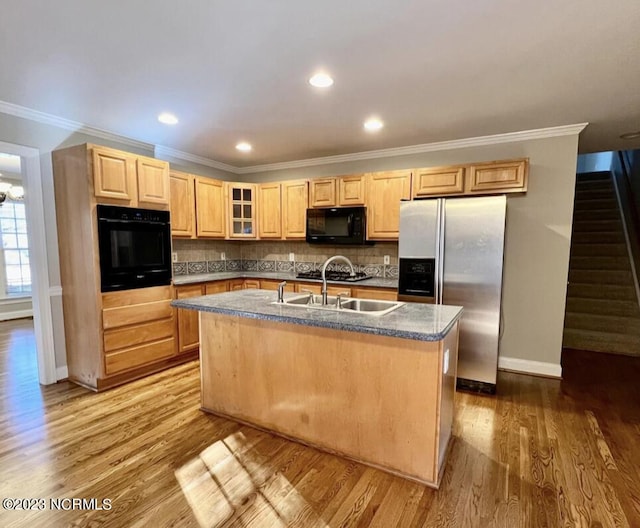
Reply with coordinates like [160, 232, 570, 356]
[274, 293, 404, 316]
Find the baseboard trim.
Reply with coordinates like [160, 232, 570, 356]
[498, 356, 562, 378]
[56, 366, 69, 381]
[0, 309, 34, 321]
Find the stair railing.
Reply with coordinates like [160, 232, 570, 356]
[612, 151, 640, 310]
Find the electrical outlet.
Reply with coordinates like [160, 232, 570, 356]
[172, 252, 178, 263]
[220, 252, 226, 261]
[383, 255, 390, 265]
[289, 252, 295, 262]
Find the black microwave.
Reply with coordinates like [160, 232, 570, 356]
[306, 206, 370, 245]
[97, 205, 172, 292]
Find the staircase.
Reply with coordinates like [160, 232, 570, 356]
[563, 171, 640, 356]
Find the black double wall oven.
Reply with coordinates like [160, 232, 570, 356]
[97, 205, 172, 292]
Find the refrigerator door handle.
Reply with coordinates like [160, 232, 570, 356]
[434, 199, 445, 304]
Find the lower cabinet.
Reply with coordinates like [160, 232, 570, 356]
[260, 279, 295, 291]
[295, 282, 352, 297]
[102, 285, 175, 376]
[175, 283, 205, 355]
[351, 287, 398, 301]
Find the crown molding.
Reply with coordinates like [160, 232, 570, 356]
[154, 145, 237, 173]
[0, 100, 153, 151]
[234, 123, 589, 174]
[0, 99, 587, 175]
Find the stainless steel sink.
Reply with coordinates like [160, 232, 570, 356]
[273, 294, 404, 316]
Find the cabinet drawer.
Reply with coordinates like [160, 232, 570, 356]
[105, 337, 175, 375]
[205, 281, 229, 294]
[296, 283, 351, 296]
[102, 285, 172, 308]
[104, 317, 174, 353]
[351, 287, 398, 301]
[103, 299, 172, 329]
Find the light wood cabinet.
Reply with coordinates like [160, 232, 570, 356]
[467, 159, 528, 194]
[137, 156, 171, 207]
[102, 285, 175, 375]
[309, 175, 366, 208]
[351, 287, 398, 301]
[92, 146, 169, 209]
[295, 282, 351, 297]
[412, 166, 465, 198]
[260, 279, 295, 291]
[195, 177, 226, 238]
[170, 171, 196, 238]
[257, 183, 282, 239]
[227, 183, 257, 239]
[309, 179, 336, 208]
[282, 180, 308, 239]
[205, 281, 229, 295]
[243, 279, 261, 289]
[229, 279, 245, 291]
[338, 174, 366, 205]
[92, 146, 137, 205]
[366, 170, 412, 240]
[174, 284, 204, 356]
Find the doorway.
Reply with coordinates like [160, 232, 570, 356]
[0, 141, 56, 384]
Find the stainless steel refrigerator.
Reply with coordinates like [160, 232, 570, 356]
[398, 196, 506, 393]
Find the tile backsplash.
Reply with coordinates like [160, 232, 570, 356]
[172, 239, 399, 278]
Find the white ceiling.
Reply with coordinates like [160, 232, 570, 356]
[1, 1, 639, 168]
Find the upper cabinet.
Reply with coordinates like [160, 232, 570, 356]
[366, 170, 412, 240]
[195, 177, 226, 238]
[169, 171, 196, 238]
[467, 159, 528, 194]
[92, 146, 169, 209]
[227, 183, 257, 239]
[281, 180, 308, 239]
[309, 175, 366, 208]
[257, 183, 282, 239]
[412, 166, 465, 198]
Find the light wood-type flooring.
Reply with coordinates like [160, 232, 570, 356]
[1, 318, 639, 527]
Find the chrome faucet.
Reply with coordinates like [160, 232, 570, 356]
[320, 255, 355, 305]
[277, 281, 287, 303]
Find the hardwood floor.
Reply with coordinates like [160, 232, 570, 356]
[1, 319, 639, 527]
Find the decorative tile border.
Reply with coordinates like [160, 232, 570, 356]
[242, 259, 258, 271]
[173, 262, 187, 276]
[294, 261, 314, 274]
[187, 261, 207, 274]
[385, 265, 399, 279]
[276, 261, 294, 273]
[257, 260, 276, 272]
[225, 259, 241, 271]
[207, 260, 225, 273]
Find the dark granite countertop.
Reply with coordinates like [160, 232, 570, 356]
[172, 271, 398, 289]
[172, 289, 462, 342]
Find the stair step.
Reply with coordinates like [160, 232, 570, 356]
[570, 244, 628, 257]
[569, 256, 631, 270]
[565, 297, 640, 317]
[569, 269, 634, 285]
[576, 171, 611, 183]
[567, 282, 638, 301]
[575, 181, 612, 191]
[573, 210, 620, 222]
[571, 231, 626, 244]
[562, 328, 640, 356]
[572, 220, 623, 232]
[574, 189, 615, 200]
[564, 312, 640, 335]
[574, 199, 618, 211]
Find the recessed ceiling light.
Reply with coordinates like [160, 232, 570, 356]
[236, 142, 252, 152]
[620, 131, 640, 140]
[309, 73, 334, 88]
[158, 112, 178, 125]
[364, 118, 384, 132]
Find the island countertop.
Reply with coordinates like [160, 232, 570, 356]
[172, 289, 463, 342]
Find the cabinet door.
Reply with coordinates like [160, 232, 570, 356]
[92, 146, 137, 205]
[309, 179, 337, 207]
[257, 183, 282, 239]
[260, 279, 295, 291]
[467, 159, 528, 194]
[195, 177, 226, 238]
[366, 171, 412, 240]
[137, 157, 170, 207]
[205, 281, 229, 295]
[170, 172, 196, 238]
[295, 283, 351, 296]
[282, 180, 309, 239]
[227, 183, 257, 238]
[338, 175, 366, 206]
[229, 279, 244, 291]
[412, 166, 465, 198]
[243, 279, 261, 289]
[175, 284, 204, 354]
[351, 287, 398, 301]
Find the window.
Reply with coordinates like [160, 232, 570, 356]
[0, 202, 31, 296]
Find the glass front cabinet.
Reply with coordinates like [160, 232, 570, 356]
[227, 183, 257, 238]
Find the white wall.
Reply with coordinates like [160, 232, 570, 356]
[244, 135, 580, 371]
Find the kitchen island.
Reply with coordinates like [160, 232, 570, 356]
[172, 289, 463, 488]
